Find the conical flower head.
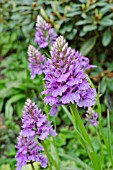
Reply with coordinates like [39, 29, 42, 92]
[21, 99, 57, 139]
[43, 36, 96, 116]
[36, 15, 48, 28]
[15, 99, 57, 170]
[28, 45, 46, 79]
[35, 15, 57, 49]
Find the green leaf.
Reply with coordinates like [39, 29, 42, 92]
[56, 134, 66, 146]
[100, 78, 107, 94]
[66, 24, 73, 32]
[22, 23, 34, 36]
[99, 18, 113, 26]
[66, 29, 77, 40]
[86, 2, 107, 12]
[83, 25, 97, 32]
[11, 13, 21, 20]
[70, 104, 101, 170]
[0, 98, 4, 112]
[5, 94, 26, 119]
[100, 4, 113, 15]
[107, 78, 113, 91]
[6, 81, 22, 89]
[40, 7, 49, 20]
[79, 30, 87, 37]
[16, 99, 26, 117]
[76, 20, 91, 26]
[0, 23, 3, 32]
[50, 142, 59, 166]
[0, 88, 19, 98]
[59, 153, 92, 170]
[106, 109, 113, 167]
[11, 32, 17, 42]
[12, 6, 31, 12]
[80, 37, 97, 56]
[105, 13, 113, 19]
[107, 62, 113, 72]
[5, 105, 13, 120]
[6, 94, 26, 105]
[60, 24, 73, 34]
[22, 18, 31, 25]
[102, 29, 112, 47]
[66, 11, 81, 17]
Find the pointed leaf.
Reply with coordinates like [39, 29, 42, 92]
[0, 98, 4, 112]
[83, 25, 97, 32]
[100, 78, 107, 94]
[99, 18, 113, 26]
[80, 37, 97, 56]
[102, 29, 112, 47]
[5, 94, 26, 119]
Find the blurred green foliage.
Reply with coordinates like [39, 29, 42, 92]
[0, 0, 113, 169]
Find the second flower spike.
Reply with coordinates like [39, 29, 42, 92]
[15, 99, 57, 170]
[35, 15, 57, 49]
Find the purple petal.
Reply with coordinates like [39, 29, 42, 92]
[52, 85, 67, 97]
[57, 72, 70, 82]
[44, 96, 58, 106]
[49, 105, 58, 116]
[60, 92, 80, 104]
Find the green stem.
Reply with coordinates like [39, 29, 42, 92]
[96, 128, 105, 169]
[70, 104, 94, 150]
[69, 104, 101, 170]
[88, 77, 113, 168]
[54, 116, 56, 131]
[62, 105, 74, 125]
[41, 141, 58, 170]
[44, 50, 51, 58]
[107, 109, 113, 168]
[30, 162, 35, 170]
[97, 89, 113, 168]
[41, 141, 52, 170]
[51, 137, 60, 170]
[62, 106, 91, 149]
[42, 76, 50, 119]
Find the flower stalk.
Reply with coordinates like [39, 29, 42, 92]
[69, 103, 101, 170]
[41, 140, 58, 170]
[30, 162, 35, 170]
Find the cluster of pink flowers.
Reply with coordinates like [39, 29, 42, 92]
[42, 36, 96, 115]
[16, 135, 47, 170]
[35, 15, 57, 49]
[28, 45, 46, 79]
[15, 99, 56, 170]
